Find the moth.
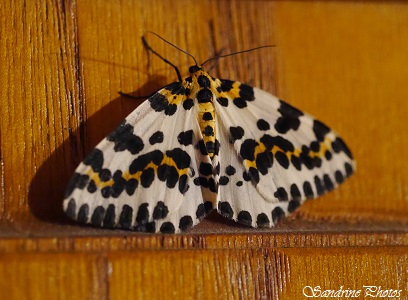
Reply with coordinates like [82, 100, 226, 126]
[63, 33, 355, 233]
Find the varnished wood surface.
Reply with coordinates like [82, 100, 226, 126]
[0, 1, 407, 299]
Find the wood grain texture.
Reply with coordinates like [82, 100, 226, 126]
[0, 0, 407, 299]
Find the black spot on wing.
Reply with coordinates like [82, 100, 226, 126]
[219, 79, 234, 92]
[149, 93, 168, 112]
[65, 198, 76, 220]
[229, 126, 245, 143]
[196, 204, 205, 219]
[112, 170, 126, 197]
[290, 184, 301, 200]
[196, 202, 210, 219]
[165, 104, 177, 115]
[135, 221, 156, 233]
[256, 151, 273, 175]
[225, 165, 236, 176]
[125, 178, 138, 196]
[272, 207, 285, 224]
[78, 204, 89, 223]
[149, 131, 164, 145]
[157, 164, 179, 188]
[183, 99, 194, 110]
[248, 167, 260, 184]
[149, 83, 184, 116]
[274, 187, 288, 201]
[166, 148, 191, 169]
[237, 210, 252, 226]
[165, 82, 186, 95]
[233, 98, 247, 108]
[99, 169, 111, 182]
[91, 206, 105, 226]
[141, 168, 155, 187]
[87, 180, 97, 193]
[107, 122, 144, 154]
[313, 120, 331, 141]
[345, 162, 354, 177]
[288, 200, 300, 213]
[335, 170, 344, 184]
[65, 173, 89, 197]
[239, 84, 255, 101]
[218, 201, 234, 219]
[129, 150, 164, 174]
[299, 146, 315, 170]
[275, 100, 303, 134]
[179, 216, 193, 231]
[177, 130, 194, 146]
[103, 204, 116, 228]
[178, 174, 189, 194]
[119, 205, 133, 229]
[83, 148, 104, 172]
[260, 135, 294, 152]
[332, 137, 354, 159]
[153, 201, 169, 220]
[275, 151, 289, 169]
[219, 176, 229, 185]
[240, 139, 258, 161]
[323, 174, 335, 191]
[160, 222, 175, 234]
[314, 176, 325, 196]
[256, 213, 270, 228]
[101, 186, 113, 198]
[303, 181, 314, 199]
[310, 141, 320, 152]
[217, 97, 228, 107]
[242, 171, 251, 182]
[257, 119, 270, 131]
[136, 203, 149, 225]
[291, 155, 302, 171]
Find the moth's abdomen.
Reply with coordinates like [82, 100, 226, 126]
[198, 103, 216, 159]
[194, 73, 218, 159]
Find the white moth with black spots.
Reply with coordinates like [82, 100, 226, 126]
[63, 36, 355, 233]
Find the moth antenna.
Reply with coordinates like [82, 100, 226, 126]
[143, 32, 199, 81]
[142, 35, 182, 82]
[200, 45, 276, 67]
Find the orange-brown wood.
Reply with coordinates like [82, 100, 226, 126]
[0, 0, 407, 299]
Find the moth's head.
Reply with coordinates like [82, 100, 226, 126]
[188, 65, 203, 74]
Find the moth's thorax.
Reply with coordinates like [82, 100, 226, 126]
[183, 68, 220, 159]
[183, 68, 220, 97]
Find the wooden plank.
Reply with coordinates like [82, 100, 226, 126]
[0, 253, 108, 300]
[0, 0, 83, 226]
[1, 247, 404, 300]
[281, 247, 408, 299]
[0, 0, 407, 299]
[107, 249, 288, 300]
